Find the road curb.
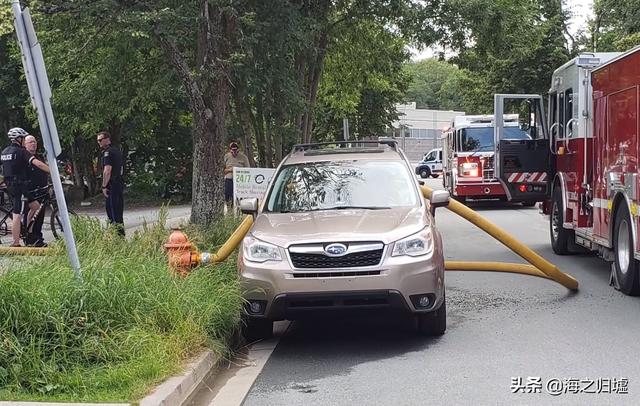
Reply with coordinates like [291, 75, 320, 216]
[0, 350, 220, 406]
[139, 350, 219, 406]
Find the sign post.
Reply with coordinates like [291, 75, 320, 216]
[233, 167, 276, 204]
[11, 0, 81, 278]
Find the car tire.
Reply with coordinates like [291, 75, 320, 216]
[550, 186, 572, 255]
[242, 317, 273, 343]
[522, 200, 536, 207]
[417, 297, 446, 336]
[613, 204, 640, 296]
[420, 168, 431, 179]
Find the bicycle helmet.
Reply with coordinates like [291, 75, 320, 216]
[8, 127, 29, 140]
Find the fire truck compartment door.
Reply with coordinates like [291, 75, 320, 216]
[494, 94, 551, 202]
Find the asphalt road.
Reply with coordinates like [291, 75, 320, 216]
[242, 177, 640, 406]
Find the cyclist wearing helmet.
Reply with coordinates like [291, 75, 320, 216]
[1, 127, 50, 247]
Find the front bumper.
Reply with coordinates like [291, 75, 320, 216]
[239, 248, 445, 320]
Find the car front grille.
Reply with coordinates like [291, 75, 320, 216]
[289, 249, 383, 269]
[292, 270, 382, 278]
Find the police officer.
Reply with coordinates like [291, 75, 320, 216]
[97, 131, 125, 236]
[22, 135, 49, 246]
[0, 128, 50, 247]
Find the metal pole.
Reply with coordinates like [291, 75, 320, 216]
[343, 118, 349, 141]
[12, 0, 81, 278]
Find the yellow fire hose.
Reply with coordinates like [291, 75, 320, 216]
[195, 215, 254, 264]
[0, 246, 52, 256]
[165, 187, 578, 292]
[445, 261, 550, 280]
[422, 185, 578, 291]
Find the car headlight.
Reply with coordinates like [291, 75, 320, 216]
[243, 235, 282, 263]
[392, 227, 434, 257]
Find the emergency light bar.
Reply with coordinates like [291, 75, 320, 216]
[576, 56, 601, 68]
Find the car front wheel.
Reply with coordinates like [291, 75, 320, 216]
[420, 168, 431, 178]
[417, 297, 446, 336]
[242, 317, 273, 343]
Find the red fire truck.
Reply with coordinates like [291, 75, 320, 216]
[442, 114, 538, 206]
[492, 48, 640, 295]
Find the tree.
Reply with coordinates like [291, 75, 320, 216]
[592, 0, 640, 51]
[403, 59, 464, 110]
[314, 20, 410, 140]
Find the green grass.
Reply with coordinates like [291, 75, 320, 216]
[0, 214, 244, 402]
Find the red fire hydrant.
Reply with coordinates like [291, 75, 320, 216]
[164, 229, 198, 277]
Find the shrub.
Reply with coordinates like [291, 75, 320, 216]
[0, 214, 243, 402]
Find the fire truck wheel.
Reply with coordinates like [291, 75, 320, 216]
[550, 186, 572, 255]
[613, 206, 640, 296]
[420, 168, 431, 178]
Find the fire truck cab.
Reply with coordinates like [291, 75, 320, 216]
[442, 114, 537, 205]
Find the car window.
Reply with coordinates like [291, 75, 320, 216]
[266, 160, 419, 213]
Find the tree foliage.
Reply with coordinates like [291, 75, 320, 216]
[592, 0, 640, 51]
[404, 0, 572, 114]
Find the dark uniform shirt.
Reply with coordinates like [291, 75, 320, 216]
[28, 153, 48, 189]
[1, 143, 33, 183]
[102, 145, 124, 188]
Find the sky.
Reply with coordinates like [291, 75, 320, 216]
[567, 0, 593, 36]
[410, 0, 594, 60]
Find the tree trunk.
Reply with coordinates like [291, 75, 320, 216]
[255, 97, 272, 167]
[156, 1, 236, 225]
[302, 32, 329, 143]
[190, 112, 224, 224]
[274, 108, 284, 164]
[232, 86, 256, 167]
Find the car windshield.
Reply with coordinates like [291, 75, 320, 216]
[460, 127, 530, 152]
[266, 160, 419, 213]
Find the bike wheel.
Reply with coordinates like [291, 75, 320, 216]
[0, 207, 12, 236]
[50, 207, 77, 240]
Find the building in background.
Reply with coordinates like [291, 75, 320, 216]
[385, 103, 464, 162]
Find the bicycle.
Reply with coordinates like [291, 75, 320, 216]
[0, 185, 13, 237]
[0, 184, 76, 244]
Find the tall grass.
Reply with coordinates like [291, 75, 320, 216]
[0, 214, 243, 402]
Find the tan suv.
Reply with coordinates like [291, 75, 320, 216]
[239, 141, 449, 341]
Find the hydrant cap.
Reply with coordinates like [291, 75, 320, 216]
[169, 230, 188, 244]
[165, 230, 192, 249]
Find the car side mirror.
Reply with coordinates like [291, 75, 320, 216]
[240, 198, 259, 215]
[429, 190, 450, 216]
[418, 180, 425, 186]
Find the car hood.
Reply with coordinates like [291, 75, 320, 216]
[251, 206, 429, 247]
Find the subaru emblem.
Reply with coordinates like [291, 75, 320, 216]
[324, 243, 348, 257]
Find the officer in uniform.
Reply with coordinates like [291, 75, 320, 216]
[97, 131, 125, 236]
[22, 135, 49, 246]
[0, 128, 50, 247]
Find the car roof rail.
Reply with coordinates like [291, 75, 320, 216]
[291, 140, 398, 153]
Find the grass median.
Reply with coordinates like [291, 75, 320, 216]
[0, 213, 244, 403]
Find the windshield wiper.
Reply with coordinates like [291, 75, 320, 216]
[467, 145, 492, 158]
[309, 205, 390, 211]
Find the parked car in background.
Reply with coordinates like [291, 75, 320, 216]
[415, 148, 443, 178]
